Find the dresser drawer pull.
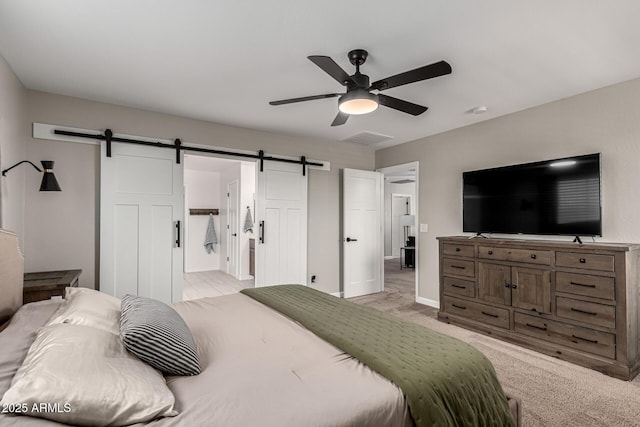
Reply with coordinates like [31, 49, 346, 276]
[487, 250, 493, 255]
[450, 265, 466, 270]
[570, 281, 596, 288]
[452, 304, 466, 310]
[579, 258, 586, 263]
[482, 311, 499, 318]
[570, 307, 597, 316]
[531, 254, 537, 259]
[572, 334, 598, 344]
[455, 247, 461, 252]
[451, 284, 466, 289]
[526, 323, 547, 331]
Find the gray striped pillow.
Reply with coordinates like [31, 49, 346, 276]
[120, 294, 200, 376]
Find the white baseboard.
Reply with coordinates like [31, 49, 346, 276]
[416, 296, 440, 309]
[330, 291, 344, 298]
[384, 256, 397, 260]
[184, 267, 221, 273]
[239, 275, 254, 281]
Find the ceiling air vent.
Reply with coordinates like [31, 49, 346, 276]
[342, 131, 394, 146]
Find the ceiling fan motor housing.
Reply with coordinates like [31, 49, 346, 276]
[348, 72, 370, 89]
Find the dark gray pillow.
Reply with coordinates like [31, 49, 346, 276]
[120, 294, 200, 376]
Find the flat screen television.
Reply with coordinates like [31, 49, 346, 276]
[463, 153, 601, 237]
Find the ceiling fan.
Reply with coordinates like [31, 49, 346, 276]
[269, 49, 452, 126]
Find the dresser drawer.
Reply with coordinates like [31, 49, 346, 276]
[556, 252, 615, 272]
[514, 312, 615, 359]
[442, 258, 475, 278]
[443, 277, 475, 298]
[556, 272, 615, 301]
[479, 246, 551, 265]
[442, 296, 510, 329]
[556, 297, 615, 329]
[442, 243, 474, 258]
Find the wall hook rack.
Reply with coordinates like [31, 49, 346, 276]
[189, 209, 219, 216]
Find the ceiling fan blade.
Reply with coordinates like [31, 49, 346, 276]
[378, 94, 428, 116]
[370, 60, 452, 91]
[308, 56, 356, 86]
[331, 111, 349, 126]
[269, 93, 340, 106]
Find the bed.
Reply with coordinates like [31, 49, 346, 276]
[0, 229, 521, 426]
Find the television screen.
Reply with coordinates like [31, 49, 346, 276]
[463, 153, 601, 236]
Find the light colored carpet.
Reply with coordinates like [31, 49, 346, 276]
[350, 260, 640, 427]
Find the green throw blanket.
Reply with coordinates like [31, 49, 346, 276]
[241, 285, 514, 427]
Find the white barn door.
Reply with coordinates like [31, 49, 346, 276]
[255, 160, 307, 287]
[343, 169, 383, 298]
[100, 143, 184, 304]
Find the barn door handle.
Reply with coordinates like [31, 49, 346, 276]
[259, 221, 265, 244]
[175, 221, 181, 248]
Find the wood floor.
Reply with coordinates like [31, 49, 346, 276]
[350, 258, 438, 319]
[183, 270, 254, 300]
[182, 259, 429, 315]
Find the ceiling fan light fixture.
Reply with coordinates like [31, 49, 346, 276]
[338, 89, 379, 115]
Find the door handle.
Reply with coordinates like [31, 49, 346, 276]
[175, 220, 181, 248]
[232, 233, 237, 237]
[259, 221, 265, 244]
[346, 237, 358, 242]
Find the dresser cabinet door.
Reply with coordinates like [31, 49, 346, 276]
[511, 266, 551, 313]
[478, 262, 511, 305]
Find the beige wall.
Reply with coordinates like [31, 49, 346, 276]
[25, 90, 375, 291]
[0, 55, 27, 247]
[376, 77, 640, 302]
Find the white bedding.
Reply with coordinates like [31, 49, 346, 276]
[0, 294, 413, 427]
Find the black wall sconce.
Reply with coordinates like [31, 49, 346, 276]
[1, 160, 62, 191]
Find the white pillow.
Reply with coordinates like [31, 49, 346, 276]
[1, 323, 177, 426]
[46, 287, 121, 334]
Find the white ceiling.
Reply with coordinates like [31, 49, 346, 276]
[1, 1, 639, 149]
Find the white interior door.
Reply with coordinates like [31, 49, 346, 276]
[255, 160, 307, 287]
[343, 168, 383, 298]
[226, 180, 239, 278]
[100, 143, 184, 304]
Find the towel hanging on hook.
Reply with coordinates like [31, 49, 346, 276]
[243, 206, 254, 233]
[204, 213, 218, 253]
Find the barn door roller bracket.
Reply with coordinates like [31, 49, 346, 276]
[105, 129, 113, 157]
[174, 139, 182, 164]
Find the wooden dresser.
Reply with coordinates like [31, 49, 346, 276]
[23, 269, 82, 303]
[437, 236, 640, 380]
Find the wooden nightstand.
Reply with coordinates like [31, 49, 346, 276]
[23, 269, 82, 304]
